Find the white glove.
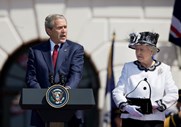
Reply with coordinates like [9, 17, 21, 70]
[152, 102, 159, 110]
[124, 105, 143, 117]
[152, 100, 166, 112]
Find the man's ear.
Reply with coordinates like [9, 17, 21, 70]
[45, 28, 51, 36]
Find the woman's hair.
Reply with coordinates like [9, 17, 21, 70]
[45, 14, 67, 29]
[147, 45, 158, 55]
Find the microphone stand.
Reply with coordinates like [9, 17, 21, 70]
[49, 73, 67, 86]
[47, 73, 67, 127]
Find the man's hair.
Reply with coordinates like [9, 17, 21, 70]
[45, 14, 67, 29]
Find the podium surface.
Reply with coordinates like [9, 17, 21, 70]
[20, 88, 95, 123]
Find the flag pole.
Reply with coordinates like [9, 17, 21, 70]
[101, 31, 120, 127]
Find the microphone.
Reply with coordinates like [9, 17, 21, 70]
[59, 74, 67, 86]
[49, 73, 54, 85]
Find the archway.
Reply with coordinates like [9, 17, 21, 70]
[0, 39, 100, 127]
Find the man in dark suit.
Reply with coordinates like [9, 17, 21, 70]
[26, 14, 84, 127]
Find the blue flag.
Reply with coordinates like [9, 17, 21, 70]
[102, 32, 119, 127]
[169, 0, 181, 46]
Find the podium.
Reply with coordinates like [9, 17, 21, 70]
[20, 88, 95, 127]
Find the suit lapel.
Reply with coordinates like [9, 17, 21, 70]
[55, 41, 69, 73]
[41, 41, 54, 74]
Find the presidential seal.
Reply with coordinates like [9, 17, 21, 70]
[46, 85, 69, 108]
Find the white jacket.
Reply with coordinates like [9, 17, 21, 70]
[112, 61, 178, 121]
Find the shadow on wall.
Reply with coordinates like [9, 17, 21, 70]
[156, 45, 177, 66]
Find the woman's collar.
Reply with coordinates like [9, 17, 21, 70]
[134, 60, 161, 71]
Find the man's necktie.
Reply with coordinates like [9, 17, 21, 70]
[52, 45, 59, 69]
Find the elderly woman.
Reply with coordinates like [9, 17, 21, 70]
[112, 31, 178, 127]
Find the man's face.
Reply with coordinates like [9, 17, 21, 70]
[47, 18, 67, 44]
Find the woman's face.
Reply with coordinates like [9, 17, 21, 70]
[135, 44, 153, 64]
